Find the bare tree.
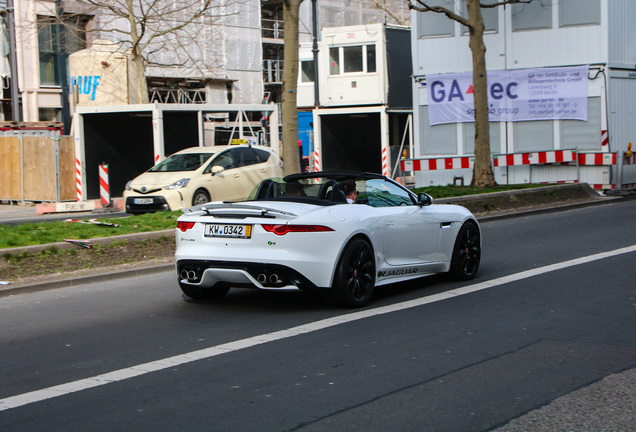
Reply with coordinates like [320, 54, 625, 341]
[409, 0, 533, 187]
[281, 0, 303, 175]
[55, 0, 235, 104]
[366, 0, 411, 26]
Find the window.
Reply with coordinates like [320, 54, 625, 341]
[514, 120, 554, 152]
[210, 151, 235, 170]
[343, 46, 363, 73]
[420, 106, 457, 155]
[151, 153, 214, 172]
[252, 148, 272, 163]
[39, 108, 61, 122]
[561, 97, 601, 150]
[417, 0, 455, 37]
[301, 60, 315, 83]
[559, 0, 600, 27]
[367, 45, 376, 73]
[38, 15, 88, 86]
[38, 18, 58, 86]
[461, 0, 499, 34]
[512, 0, 552, 31]
[463, 121, 501, 155]
[329, 45, 377, 75]
[364, 179, 415, 208]
[329, 47, 340, 75]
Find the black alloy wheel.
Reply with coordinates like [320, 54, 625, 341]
[449, 221, 481, 280]
[332, 238, 375, 308]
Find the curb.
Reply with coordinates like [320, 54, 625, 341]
[0, 229, 175, 257]
[0, 263, 174, 298]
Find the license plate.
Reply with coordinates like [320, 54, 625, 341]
[134, 198, 154, 204]
[205, 224, 252, 239]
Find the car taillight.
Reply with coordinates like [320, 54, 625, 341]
[261, 224, 334, 236]
[177, 221, 196, 232]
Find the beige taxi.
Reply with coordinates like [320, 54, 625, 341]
[124, 145, 283, 214]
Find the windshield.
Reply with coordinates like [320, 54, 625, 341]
[247, 176, 416, 207]
[149, 153, 214, 172]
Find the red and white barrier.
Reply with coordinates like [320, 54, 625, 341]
[403, 149, 622, 190]
[382, 147, 389, 176]
[313, 149, 320, 172]
[75, 158, 82, 201]
[99, 164, 111, 207]
[601, 130, 609, 150]
[400, 156, 473, 172]
[494, 150, 577, 167]
[578, 152, 616, 166]
[493, 153, 530, 167]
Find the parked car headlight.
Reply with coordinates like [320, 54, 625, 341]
[164, 178, 190, 190]
[125, 181, 132, 191]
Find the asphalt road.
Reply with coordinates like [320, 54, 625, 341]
[0, 200, 635, 431]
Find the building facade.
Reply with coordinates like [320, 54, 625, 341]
[296, 23, 412, 176]
[411, 0, 636, 190]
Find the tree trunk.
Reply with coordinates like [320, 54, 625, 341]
[281, 0, 303, 175]
[126, 0, 149, 104]
[132, 50, 149, 104]
[466, 0, 496, 187]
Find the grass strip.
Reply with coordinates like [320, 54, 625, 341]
[0, 211, 181, 248]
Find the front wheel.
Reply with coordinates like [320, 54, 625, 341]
[332, 238, 375, 308]
[449, 221, 481, 280]
[192, 189, 211, 206]
[179, 282, 230, 300]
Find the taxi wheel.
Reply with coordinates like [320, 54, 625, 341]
[192, 189, 211, 206]
[449, 221, 481, 280]
[332, 238, 375, 308]
[179, 282, 229, 300]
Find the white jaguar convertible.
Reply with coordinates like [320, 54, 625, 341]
[175, 171, 481, 307]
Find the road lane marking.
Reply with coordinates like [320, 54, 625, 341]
[2, 244, 635, 412]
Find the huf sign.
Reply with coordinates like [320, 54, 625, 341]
[426, 65, 589, 125]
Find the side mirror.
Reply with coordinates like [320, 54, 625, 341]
[211, 165, 225, 175]
[418, 193, 433, 206]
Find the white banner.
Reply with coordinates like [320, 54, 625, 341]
[426, 65, 589, 125]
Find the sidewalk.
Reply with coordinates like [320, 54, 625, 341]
[0, 199, 125, 225]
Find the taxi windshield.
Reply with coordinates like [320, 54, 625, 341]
[149, 153, 214, 172]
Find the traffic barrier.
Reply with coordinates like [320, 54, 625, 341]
[99, 164, 111, 207]
[382, 147, 389, 176]
[578, 152, 616, 166]
[75, 158, 82, 201]
[402, 149, 619, 190]
[601, 130, 609, 150]
[400, 156, 474, 172]
[493, 150, 577, 167]
[313, 149, 320, 172]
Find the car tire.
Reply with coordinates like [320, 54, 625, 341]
[192, 189, 211, 206]
[449, 221, 481, 280]
[179, 282, 230, 300]
[332, 238, 375, 308]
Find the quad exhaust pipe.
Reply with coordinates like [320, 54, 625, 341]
[180, 266, 287, 287]
[180, 269, 198, 281]
[257, 273, 282, 285]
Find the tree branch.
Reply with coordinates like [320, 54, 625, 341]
[409, 0, 471, 28]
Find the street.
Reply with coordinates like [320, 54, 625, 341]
[1, 200, 635, 431]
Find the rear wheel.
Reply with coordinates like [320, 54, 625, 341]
[332, 238, 375, 308]
[449, 221, 481, 280]
[192, 189, 211, 206]
[179, 282, 230, 300]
